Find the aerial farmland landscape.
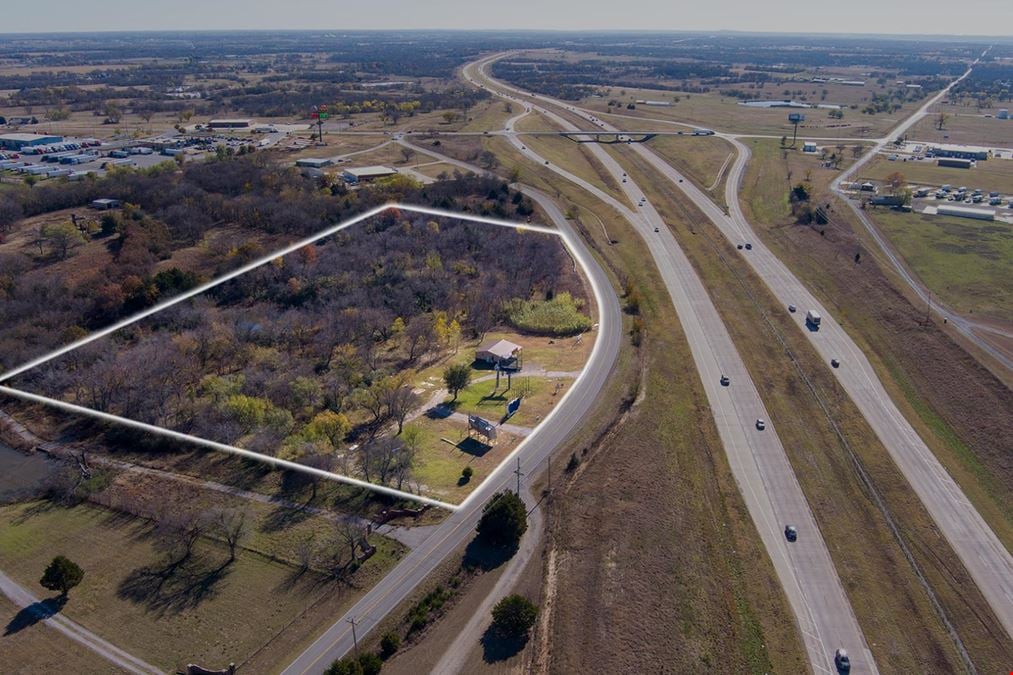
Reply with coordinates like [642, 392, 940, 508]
[0, 3, 1011, 674]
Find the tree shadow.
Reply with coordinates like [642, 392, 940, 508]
[4, 595, 67, 636]
[116, 555, 232, 616]
[462, 537, 517, 572]
[260, 501, 315, 534]
[480, 625, 529, 663]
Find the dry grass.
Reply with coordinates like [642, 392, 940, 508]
[0, 500, 404, 673]
[912, 110, 1013, 147]
[0, 595, 127, 674]
[732, 139, 1013, 672]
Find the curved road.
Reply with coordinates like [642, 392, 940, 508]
[466, 56, 875, 675]
[280, 187, 623, 674]
[476, 52, 1013, 640]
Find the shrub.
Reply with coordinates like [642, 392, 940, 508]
[380, 631, 401, 658]
[504, 292, 591, 336]
[476, 491, 527, 548]
[490, 594, 538, 638]
[461, 466, 474, 482]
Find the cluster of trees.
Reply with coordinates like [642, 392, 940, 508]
[19, 216, 574, 489]
[0, 155, 537, 371]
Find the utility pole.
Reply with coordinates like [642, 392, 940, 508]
[514, 457, 524, 496]
[925, 292, 933, 325]
[347, 616, 359, 657]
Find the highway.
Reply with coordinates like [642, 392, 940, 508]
[280, 183, 623, 674]
[465, 56, 876, 675]
[472, 52, 1013, 640]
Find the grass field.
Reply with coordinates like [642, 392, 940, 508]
[644, 134, 735, 207]
[0, 595, 126, 674]
[613, 142, 1013, 672]
[577, 86, 916, 138]
[858, 155, 1013, 195]
[912, 110, 1013, 147]
[0, 499, 404, 673]
[869, 209, 1012, 321]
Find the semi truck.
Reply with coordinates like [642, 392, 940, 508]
[806, 310, 822, 329]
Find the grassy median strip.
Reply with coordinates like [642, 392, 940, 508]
[612, 142, 1013, 673]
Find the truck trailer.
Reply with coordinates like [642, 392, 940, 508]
[806, 310, 822, 329]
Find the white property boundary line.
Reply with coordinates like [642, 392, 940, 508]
[0, 203, 598, 513]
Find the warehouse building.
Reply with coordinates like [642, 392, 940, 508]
[0, 133, 63, 150]
[207, 119, 252, 129]
[936, 205, 994, 221]
[937, 157, 973, 169]
[927, 144, 989, 161]
[295, 157, 332, 169]
[342, 165, 398, 184]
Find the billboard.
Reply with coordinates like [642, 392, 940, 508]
[788, 113, 805, 123]
[506, 397, 521, 418]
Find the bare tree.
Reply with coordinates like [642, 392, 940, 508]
[211, 508, 249, 564]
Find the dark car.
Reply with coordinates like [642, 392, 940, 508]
[784, 525, 797, 542]
[834, 648, 851, 673]
[720, 375, 730, 386]
[744, 243, 753, 250]
[831, 358, 840, 368]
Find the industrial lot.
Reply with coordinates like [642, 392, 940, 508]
[0, 26, 1010, 675]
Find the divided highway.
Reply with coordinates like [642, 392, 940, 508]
[466, 56, 876, 674]
[475, 53, 1013, 640]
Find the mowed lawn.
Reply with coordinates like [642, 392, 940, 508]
[870, 209, 1012, 320]
[0, 501, 396, 673]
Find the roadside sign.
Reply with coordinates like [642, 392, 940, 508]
[506, 397, 521, 418]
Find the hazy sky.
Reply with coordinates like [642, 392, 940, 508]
[3, 0, 1011, 36]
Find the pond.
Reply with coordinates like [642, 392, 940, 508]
[0, 443, 57, 501]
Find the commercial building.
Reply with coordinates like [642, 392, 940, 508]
[937, 157, 973, 169]
[869, 194, 905, 206]
[295, 157, 332, 169]
[928, 144, 989, 161]
[207, 119, 252, 129]
[341, 165, 398, 184]
[476, 339, 523, 368]
[0, 133, 63, 150]
[936, 205, 994, 221]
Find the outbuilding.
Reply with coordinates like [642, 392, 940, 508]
[476, 339, 523, 369]
[91, 198, 122, 210]
[802, 141, 818, 153]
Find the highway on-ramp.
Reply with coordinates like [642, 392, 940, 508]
[475, 52, 1013, 641]
[280, 186, 623, 675]
[466, 55, 876, 675]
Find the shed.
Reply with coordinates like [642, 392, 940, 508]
[91, 198, 122, 210]
[802, 141, 818, 153]
[476, 339, 522, 368]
